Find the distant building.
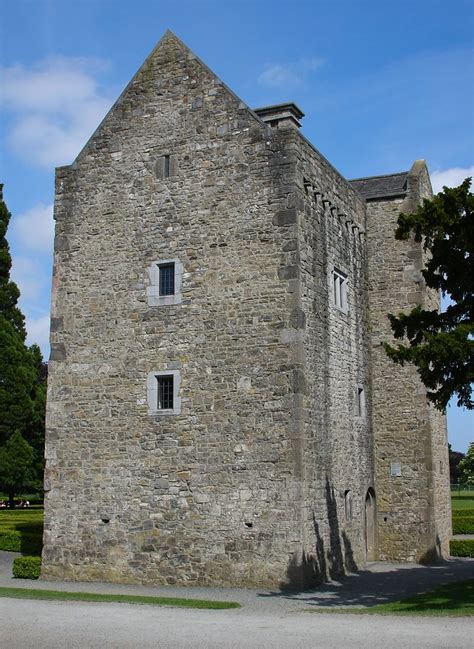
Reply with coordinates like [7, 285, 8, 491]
[43, 32, 451, 588]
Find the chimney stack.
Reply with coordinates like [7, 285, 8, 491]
[253, 103, 304, 129]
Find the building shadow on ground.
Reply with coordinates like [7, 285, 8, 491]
[257, 559, 474, 607]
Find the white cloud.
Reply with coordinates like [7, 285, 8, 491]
[0, 56, 114, 167]
[430, 166, 474, 193]
[25, 314, 50, 355]
[259, 64, 302, 89]
[10, 255, 47, 302]
[10, 254, 51, 356]
[12, 203, 54, 252]
[258, 57, 325, 90]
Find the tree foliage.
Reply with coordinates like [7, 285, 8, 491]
[0, 186, 25, 336]
[449, 444, 465, 485]
[0, 430, 37, 507]
[458, 442, 474, 487]
[385, 178, 474, 411]
[0, 185, 46, 496]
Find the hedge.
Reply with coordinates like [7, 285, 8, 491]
[452, 517, 474, 535]
[452, 509, 474, 518]
[450, 539, 474, 558]
[12, 556, 41, 579]
[0, 531, 42, 555]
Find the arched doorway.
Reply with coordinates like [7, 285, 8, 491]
[365, 488, 377, 561]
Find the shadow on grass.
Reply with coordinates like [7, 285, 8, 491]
[15, 519, 43, 556]
[364, 579, 474, 616]
[0, 509, 43, 556]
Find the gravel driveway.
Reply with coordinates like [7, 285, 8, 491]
[2, 552, 473, 648]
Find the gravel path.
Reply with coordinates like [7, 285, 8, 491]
[2, 597, 474, 649]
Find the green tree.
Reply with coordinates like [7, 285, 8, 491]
[385, 178, 474, 411]
[0, 185, 46, 494]
[458, 442, 474, 487]
[0, 187, 25, 336]
[0, 430, 37, 508]
[449, 444, 465, 485]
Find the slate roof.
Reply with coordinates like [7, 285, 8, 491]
[349, 171, 409, 201]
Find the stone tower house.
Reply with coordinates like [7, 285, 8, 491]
[43, 32, 451, 588]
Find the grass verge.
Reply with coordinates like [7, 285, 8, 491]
[0, 586, 240, 610]
[310, 580, 474, 617]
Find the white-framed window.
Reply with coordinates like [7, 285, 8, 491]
[147, 370, 181, 415]
[146, 258, 183, 307]
[332, 268, 348, 313]
[356, 386, 366, 418]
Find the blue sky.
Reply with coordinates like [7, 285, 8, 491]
[0, 0, 473, 452]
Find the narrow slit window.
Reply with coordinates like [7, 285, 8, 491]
[159, 263, 175, 296]
[332, 268, 348, 312]
[357, 387, 365, 418]
[157, 375, 174, 410]
[344, 490, 353, 522]
[164, 155, 170, 178]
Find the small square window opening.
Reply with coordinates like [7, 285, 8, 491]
[157, 375, 174, 410]
[147, 369, 181, 415]
[159, 263, 175, 296]
[146, 258, 182, 307]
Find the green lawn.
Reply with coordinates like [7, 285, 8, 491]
[0, 508, 44, 532]
[0, 586, 240, 609]
[312, 580, 474, 617]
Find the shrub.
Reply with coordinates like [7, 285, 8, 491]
[12, 556, 41, 579]
[450, 539, 474, 558]
[452, 517, 474, 535]
[0, 531, 22, 552]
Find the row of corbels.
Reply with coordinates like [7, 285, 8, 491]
[303, 177, 365, 242]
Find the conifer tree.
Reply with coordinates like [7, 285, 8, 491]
[0, 185, 46, 501]
[0, 186, 26, 336]
[385, 178, 474, 411]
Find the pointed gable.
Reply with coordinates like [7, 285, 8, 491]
[72, 30, 264, 167]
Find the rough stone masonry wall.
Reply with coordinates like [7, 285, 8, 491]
[296, 136, 374, 578]
[366, 162, 451, 561]
[43, 33, 314, 587]
[268, 124, 374, 585]
[415, 165, 452, 557]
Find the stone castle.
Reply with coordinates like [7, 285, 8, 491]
[42, 31, 451, 588]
